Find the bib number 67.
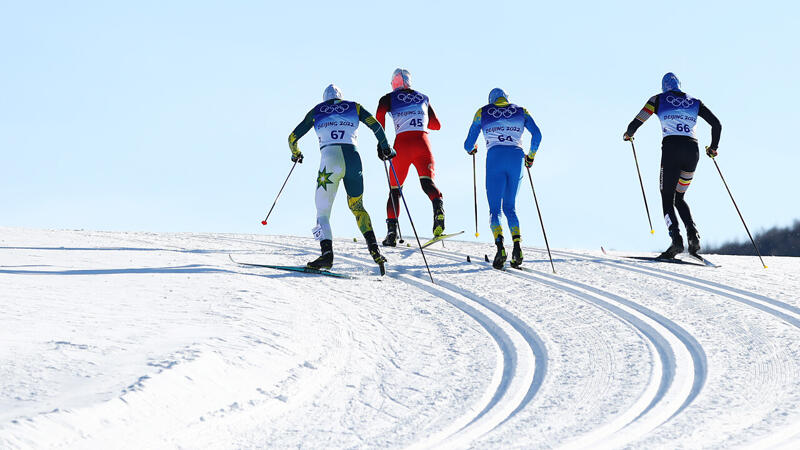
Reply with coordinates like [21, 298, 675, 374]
[330, 130, 345, 139]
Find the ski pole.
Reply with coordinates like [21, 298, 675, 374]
[382, 161, 404, 244]
[473, 153, 479, 237]
[628, 138, 655, 234]
[389, 161, 435, 283]
[261, 160, 298, 226]
[526, 167, 556, 273]
[711, 156, 768, 268]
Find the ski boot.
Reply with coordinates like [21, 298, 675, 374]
[687, 228, 701, 255]
[493, 236, 507, 270]
[432, 198, 445, 237]
[307, 239, 334, 270]
[383, 218, 398, 247]
[510, 237, 523, 268]
[658, 231, 684, 259]
[365, 231, 387, 275]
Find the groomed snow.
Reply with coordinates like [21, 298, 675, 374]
[1, 227, 799, 449]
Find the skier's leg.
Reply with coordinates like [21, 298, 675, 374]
[676, 144, 700, 252]
[343, 147, 385, 264]
[386, 140, 411, 220]
[310, 146, 345, 268]
[659, 149, 684, 257]
[412, 135, 445, 235]
[501, 149, 524, 240]
[500, 150, 525, 266]
[485, 148, 507, 241]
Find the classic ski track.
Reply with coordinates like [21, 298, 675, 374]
[539, 248, 800, 447]
[419, 246, 706, 448]
[202, 234, 545, 448]
[553, 249, 800, 329]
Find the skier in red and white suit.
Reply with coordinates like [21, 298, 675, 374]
[375, 68, 444, 246]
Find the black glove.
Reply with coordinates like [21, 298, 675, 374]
[705, 146, 718, 158]
[623, 133, 633, 141]
[467, 145, 478, 155]
[378, 144, 396, 161]
[291, 151, 303, 163]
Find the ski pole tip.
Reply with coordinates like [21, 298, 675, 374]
[763, 265, 768, 269]
[261, 220, 267, 226]
[650, 229, 654, 234]
[475, 232, 480, 237]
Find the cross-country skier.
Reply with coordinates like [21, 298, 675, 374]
[288, 84, 396, 270]
[624, 72, 722, 258]
[376, 68, 444, 246]
[464, 88, 542, 269]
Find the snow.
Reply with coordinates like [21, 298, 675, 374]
[1, 227, 799, 448]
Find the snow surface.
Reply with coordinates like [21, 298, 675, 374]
[1, 227, 799, 449]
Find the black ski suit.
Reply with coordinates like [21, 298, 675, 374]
[625, 91, 722, 238]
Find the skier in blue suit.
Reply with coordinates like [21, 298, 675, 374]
[464, 88, 542, 269]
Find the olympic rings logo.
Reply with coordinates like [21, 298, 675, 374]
[486, 106, 518, 118]
[665, 96, 694, 108]
[319, 103, 350, 114]
[396, 92, 424, 103]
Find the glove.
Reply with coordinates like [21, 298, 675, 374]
[524, 152, 535, 168]
[291, 151, 303, 163]
[467, 145, 478, 155]
[623, 133, 633, 141]
[378, 144, 396, 161]
[705, 146, 718, 158]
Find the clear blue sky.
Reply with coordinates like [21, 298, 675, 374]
[2, 1, 798, 252]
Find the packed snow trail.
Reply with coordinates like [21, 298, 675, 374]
[1, 228, 800, 448]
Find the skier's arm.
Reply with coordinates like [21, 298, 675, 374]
[375, 94, 391, 130]
[698, 101, 722, 149]
[523, 108, 542, 155]
[428, 103, 441, 130]
[356, 103, 390, 150]
[463, 108, 483, 153]
[288, 109, 315, 157]
[625, 95, 657, 138]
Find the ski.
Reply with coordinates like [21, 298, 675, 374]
[686, 252, 720, 268]
[229, 255, 355, 279]
[420, 231, 465, 249]
[624, 255, 707, 267]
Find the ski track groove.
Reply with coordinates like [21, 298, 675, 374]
[553, 249, 800, 329]
[419, 246, 707, 448]
[216, 235, 547, 448]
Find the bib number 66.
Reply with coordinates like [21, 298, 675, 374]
[676, 124, 691, 133]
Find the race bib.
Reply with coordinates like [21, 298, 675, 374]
[481, 104, 525, 149]
[313, 100, 359, 147]
[657, 93, 700, 139]
[390, 90, 429, 134]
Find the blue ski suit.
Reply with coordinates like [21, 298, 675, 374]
[464, 97, 541, 241]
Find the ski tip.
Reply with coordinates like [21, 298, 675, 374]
[466, 255, 471, 262]
[484, 254, 490, 263]
[353, 237, 357, 242]
[407, 243, 411, 247]
[261, 220, 267, 226]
